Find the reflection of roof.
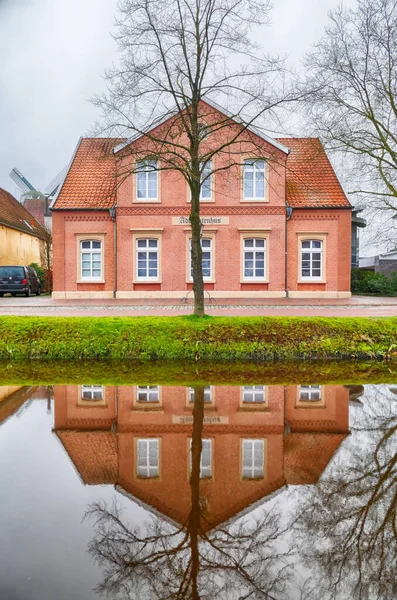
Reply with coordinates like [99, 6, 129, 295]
[0, 188, 47, 239]
[56, 431, 118, 485]
[57, 428, 348, 529]
[284, 433, 348, 485]
[0, 386, 37, 426]
[53, 134, 350, 210]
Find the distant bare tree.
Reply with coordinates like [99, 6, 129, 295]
[303, 0, 397, 248]
[86, 387, 292, 599]
[92, 0, 303, 315]
[297, 385, 397, 600]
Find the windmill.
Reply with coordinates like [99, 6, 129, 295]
[9, 166, 67, 205]
[9, 167, 41, 202]
[9, 166, 67, 232]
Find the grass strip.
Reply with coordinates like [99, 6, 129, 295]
[1, 359, 397, 386]
[0, 315, 396, 362]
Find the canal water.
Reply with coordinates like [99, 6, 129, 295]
[0, 369, 396, 599]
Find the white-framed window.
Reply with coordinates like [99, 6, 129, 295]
[242, 439, 264, 479]
[242, 386, 266, 404]
[190, 438, 212, 479]
[188, 386, 213, 404]
[200, 161, 212, 200]
[298, 385, 322, 402]
[137, 238, 159, 279]
[81, 385, 104, 401]
[137, 439, 159, 478]
[137, 386, 160, 403]
[243, 238, 266, 279]
[189, 238, 212, 280]
[243, 159, 265, 199]
[301, 240, 323, 279]
[80, 240, 102, 280]
[136, 160, 158, 200]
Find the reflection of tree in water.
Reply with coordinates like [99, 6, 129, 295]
[297, 385, 397, 600]
[86, 387, 292, 600]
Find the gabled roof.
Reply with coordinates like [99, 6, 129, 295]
[0, 188, 48, 239]
[112, 97, 290, 156]
[53, 136, 351, 210]
[278, 138, 351, 208]
[53, 138, 123, 211]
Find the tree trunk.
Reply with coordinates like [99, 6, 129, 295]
[189, 386, 205, 599]
[190, 190, 205, 316]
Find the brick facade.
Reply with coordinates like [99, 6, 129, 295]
[52, 105, 352, 299]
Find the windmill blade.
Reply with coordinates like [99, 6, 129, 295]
[45, 166, 68, 198]
[9, 167, 36, 193]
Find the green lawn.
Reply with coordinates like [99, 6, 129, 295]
[0, 315, 396, 361]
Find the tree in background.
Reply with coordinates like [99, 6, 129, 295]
[93, 0, 301, 316]
[303, 0, 397, 249]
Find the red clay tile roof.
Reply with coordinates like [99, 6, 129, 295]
[53, 136, 351, 210]
[56, 430, 118, 485]
[53, 138, 123, 210]
[0, 188, 48, 239]
[277, 138, 351, 208]
[284, 432, 348, 485]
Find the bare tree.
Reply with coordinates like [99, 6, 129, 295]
[85, 387, 293, 599]
[92, 0, 300, 315]
[303, 0, 397, 248]
[296, 385, 397, 600]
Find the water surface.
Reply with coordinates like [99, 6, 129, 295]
[1, 368, 396, 599]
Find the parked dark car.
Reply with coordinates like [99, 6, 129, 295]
[0, 266, 41, 297]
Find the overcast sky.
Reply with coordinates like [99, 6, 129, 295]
[0, 0, 353, 198]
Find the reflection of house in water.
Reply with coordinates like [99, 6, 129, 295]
[54, 384, 350, 530]
[0, 386, 40, 426]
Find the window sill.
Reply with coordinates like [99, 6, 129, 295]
[186, 198, 215, 203]
[77, 279, 105, 284]
[240, 279, 269, 284]
[298, 279, 326, 284]
[184, 405, 217, 412]
[239, 405, 269, 412]
[133, 199, 161, 203]
[132, 406, 164, 412]
[240, 198, 269, 203]
[134, 279, 162, 284]
[187, 279, 215, 284]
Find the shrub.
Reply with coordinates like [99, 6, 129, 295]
[351, 268, 397, 296]
[29, 263, 45, 288]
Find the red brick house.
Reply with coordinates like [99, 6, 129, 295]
[52, 102, 352, 299]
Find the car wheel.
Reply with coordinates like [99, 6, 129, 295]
[25, 287, 32, 297]
[0, 293, 3, 297]
[11, 293, 16, 297]
[36, 287, 41, 296]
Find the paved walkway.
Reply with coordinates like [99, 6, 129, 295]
[0, 295, 396, 317]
